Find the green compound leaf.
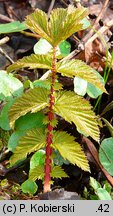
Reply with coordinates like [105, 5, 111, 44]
[21, 179, 38, 195]
[10, 128, 46, 165]
[52, 131, 90, 172]
[7, 54, 52, 73]
[49, 6, 89, 45]
[57, 60, 106, 93]
[54, 91, 100, 142]
[99, 137, 113, 176]
[25, 6, 89, 46]
[8, 87, 49, 128]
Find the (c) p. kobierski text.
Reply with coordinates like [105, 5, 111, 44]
[30, 203, 75, 213]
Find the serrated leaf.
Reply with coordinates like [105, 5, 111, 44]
[29, 164, 68, 181]
[54, 91, 100, 142]
[8, 112, 45, 152]
[21, 179, 38, 195]
[0, 21, 27, 34]
[57, 60, 106, 93]
[49, 6, 88, 45]
[10, 128, 46, 165]
[8, 87, 49, 128]
[51, 166, 68, 178]
[25, 9, 51, 43]
[52, 131, 90, 171]
[25, 6, 88, 46]
[7, 54, 52, 73]
[29, 165, 44, 181]
[0, 70, 23, 101]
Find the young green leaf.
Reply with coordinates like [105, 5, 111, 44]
[57, 60, 106, 93]
[10, 128, 46, 165]
[99, 137, 113, 176]
[52, 131, 90, 172]
[7, 54, 52, 73]
[34, 38, 52, 54]
[30, 150, 45, 170]
[89, 177, 112, 200]
[15, 112, 45, 131]
[0, 70, 23, 101]
[0, 21, 27, 34]
[96, 188, 112, 200]
[74, 77, 87, 96]
[8, 87, 49, 128]
[90, 177, 101, 191]
[21, 179, 37, 195]
[54, 91, 100, 142]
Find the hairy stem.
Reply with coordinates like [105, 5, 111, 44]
[44, 46, 57, 193]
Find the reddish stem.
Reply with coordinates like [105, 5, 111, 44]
[44, 46, 57, 193]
